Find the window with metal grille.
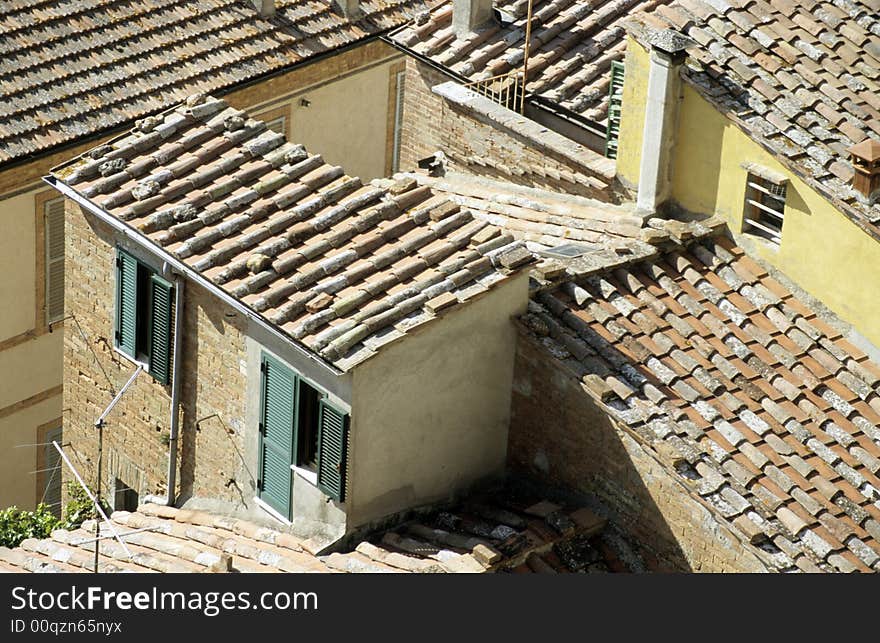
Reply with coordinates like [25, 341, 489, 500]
[743, 173, 787, 244]
[265, 116, 286, 136]
[44, 198, 65, 324]
[115, 248, 174, 384]
[258, 353, 349, 519]
[605, 61, 625, 160]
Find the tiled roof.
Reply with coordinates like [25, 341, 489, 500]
[0, 0, 429, 165]
[524, 235, 880, 573]
[0, 491, 640, 573]
[396, 171, 659, 251]
[390, 0, 668, 124]
[627, 0, 880, 234]
[50, 96, 531, 371]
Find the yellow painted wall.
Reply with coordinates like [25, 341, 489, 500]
[285, 60, 399, 181]
[616, 36, 651, 192]
[0, 189, 38, 339]
[347, 273, 529, 528]
[0, 395, 61, 510]
[618, 37, 880, 347]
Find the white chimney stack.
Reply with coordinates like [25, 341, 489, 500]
[636, 29, 690, 215]
[253, 0, 275, 17]
[452, 0, 494, 38]
[337, 0, 361, 19]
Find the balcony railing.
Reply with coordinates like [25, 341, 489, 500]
[462, 70, 527, 115]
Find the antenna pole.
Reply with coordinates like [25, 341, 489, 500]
[94, 421, 103, 573]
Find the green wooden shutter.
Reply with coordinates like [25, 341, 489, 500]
[316, 400, 349, 502]
[604, 61, 625, 159]
[44, 198, 65, 324]
[148, 275, 174, 384]
[115, 249, 138, 358]
[259, 354, 296, 519]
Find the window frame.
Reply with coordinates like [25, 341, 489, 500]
[256, 351, 349, 520]
[742, 171, 787, 245]
[114, 247, 174, 384]
[35, 420, 63, 519]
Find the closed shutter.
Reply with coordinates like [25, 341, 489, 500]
[392, 70, 406, 173]
[42, 426, 63, 519]
[316, 400, 349, 502]
[148, 275, 174, 384]
[115, 249, 138, 357]
[604, 61, 625, 159]
[44, 199, 65, 324]
[259, 355, 296, 519]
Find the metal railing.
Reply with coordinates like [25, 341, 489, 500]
[463, 70, 527, 114]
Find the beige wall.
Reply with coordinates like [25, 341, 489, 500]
[0, 185, 63, 510]
[0, 189, 38, 339]
[347, 272, 529, 528]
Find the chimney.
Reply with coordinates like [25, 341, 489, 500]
[848, 138, 880, 204]
[636, 29, 690, 215]
[253, 0, 275, 17]
[337, 0, 361, 19]
[452, 0, 494, 38]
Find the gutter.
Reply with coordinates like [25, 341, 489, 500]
[165, 272, 184, 506]
[42, 175, 344, 380]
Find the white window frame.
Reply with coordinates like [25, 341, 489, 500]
[265, 115, 286, 136]
[743, 171, 787, 245]
[391, 70, 405, 173]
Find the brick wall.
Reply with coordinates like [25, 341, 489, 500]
[63, 200, 249, 508]
[508, 334, 773, 572]
[398, 58, 616, 200]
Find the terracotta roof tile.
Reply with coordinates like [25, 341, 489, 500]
[391, 0, 666, 125]
[0, 0, 430, 164]
[51, 96, 531, 371]
[524, 235, 880, 572]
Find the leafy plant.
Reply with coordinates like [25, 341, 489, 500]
[60, 481, 109, 530]
[0, 504, 59, 548]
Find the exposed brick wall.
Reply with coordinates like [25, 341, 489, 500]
[63, 200, 248, 508]
[508, 335, 773, 572]
[398, 58, 616, 200]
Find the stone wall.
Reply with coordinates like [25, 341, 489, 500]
[398, 58, 617, 200]
[63, 199, 249, 510]
[507, 334, 774, 572]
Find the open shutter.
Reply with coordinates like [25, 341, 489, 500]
[42, 426, 63, 519]
[44, 199, 65, 324]
[259, 355, 296, 520]
[316, 400, 349, 502]
[604, 61, 625, 159]
[148, 275, 173, 384]
[115, 249, 138, 357]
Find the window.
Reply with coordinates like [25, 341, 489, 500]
[44, 198, 65, 324]
[40, 426, 63, 519]
[113, 478, 139, 512]
[391, 69, 406, 173]
[115, 248, 174, 383]
[265, 116, 286, 136]
[605, 61, 625, 160]
[743, 172, 787, 244]
[258, 353, 349, 520]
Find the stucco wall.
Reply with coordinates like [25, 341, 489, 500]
[347, 272, 529, 528]
[616, 37, 880, 348]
